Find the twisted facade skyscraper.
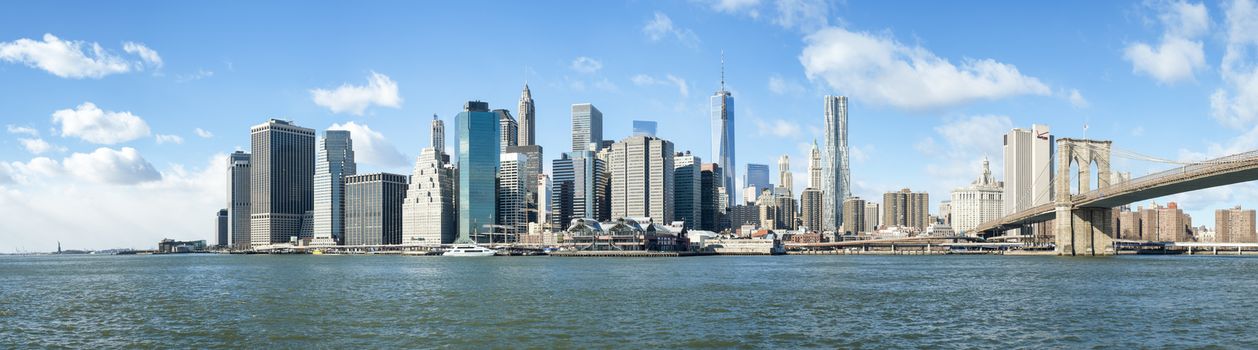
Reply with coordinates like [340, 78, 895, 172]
[822, 96, 850, 232]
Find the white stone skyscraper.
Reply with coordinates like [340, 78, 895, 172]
[951, 158, 1003, 235]
[431, 114, 445, 156]
[518, 83, 535, 146]
[498, 152, 529, 236]
[778, 155, 792, 195]
[822, 95, 850, 232]
[607, 135, 675, 223]
[249, 119, 315, 249]
[711, 54, 736, 209]
[227, 151, 250, 250]
[808, 140, 822, 189]
[312, 130, 356, 246]
[496, 109, 518, 153]
[402, 147, 456, 244]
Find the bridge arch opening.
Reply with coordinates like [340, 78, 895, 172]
[1088, 159, 1100, 194]
[1069, 158, 1081, 196]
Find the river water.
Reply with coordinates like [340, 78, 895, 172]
[2, 254, 1256, 348]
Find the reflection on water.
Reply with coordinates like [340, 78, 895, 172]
[1, 254, 1256, 348]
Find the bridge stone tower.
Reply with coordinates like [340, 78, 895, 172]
[1054, 138, 1115, 256]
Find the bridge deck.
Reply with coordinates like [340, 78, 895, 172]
[975, 150, 1258, 233]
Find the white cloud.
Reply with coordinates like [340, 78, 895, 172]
[1178, 123, 1258, 162]
[1212, 0, 1258, 129]
[155, 134, 183, 144]
[122, 42, 162, 69]
[1068, 89, 1090, 108]
[327, 122, 409, 169]
[6, 125, 38, 136]
[51, 102, 151, 144]
[768, 74, 806, 95]
[310, 71, 403, 116]
[702, 0, 827, 32]
[632, 73, 689, 97]
[920, 115, 1013, 194]
[850, 144, 874, 163]
[570, 56, 603, 74]
[1, 157, 62, 185]
[194, 128, 213, 138]
[642, 12, 700, 48]
[175, 69, 214, 82]
[62, 147, 161, 185]
[800, 27, 1051, 110]
[631, 74, 658, 86]
[1124, 1, 1209, 84]
[774, 0, 830, 32]
[755, 118, 803, 138]
[1124, 38, 1206, 84]
[0, 153, 227, 251]
[0, 33, 155, 79]
[666, 75, 689, 97]
[710, 0, 763, 16]
[1132, 125, 1147, 137]
[19, 138, 63, 154]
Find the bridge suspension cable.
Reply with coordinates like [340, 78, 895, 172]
[1075, 143, 1258, 166]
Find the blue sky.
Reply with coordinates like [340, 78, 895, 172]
[2, 0, 1257, 251]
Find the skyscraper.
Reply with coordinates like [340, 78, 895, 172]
[506, 145, 544, 226]
[249, 119, 315, 249]
[633, 120, 658, 138]
[711, 57, 736, 209]
[743, 163, 770, 204]
[551, 151, 604, 230]
[1140, 202, 1191, 242]
[571, 103, 602, 152]
[226, 151, 250, 250]
[808, 141, 822, 190]
[951, 158, 1003, 235]
[800, 188, 823, 232]
[1003, 124, 1053, 215]
[498, 152, 528, 237]
[216, 209, 228, 247]
[700, 163, 722, 232]
[607, 135, 675, 223]
[431, 114, 445, 156]
[518, 83, 535, 146]
[312, 130, 356, 245]
[496, 109, 518, 153]
[1215, 206, 1256, 243]
[402, 147, 457, 245]
[864, 202, 880, 233]
[842, 197, 866, 235]
[823, 95, 850, 232]
[536, 173, 550, 230]
[674, 151, 702, 229]
[883, 188, 929, 231]
[456, 101, 499, 242]
[344, 173, 408, 246]
[778, 155, 793, 195]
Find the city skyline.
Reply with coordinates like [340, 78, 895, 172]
[3, 1, 1258, 250]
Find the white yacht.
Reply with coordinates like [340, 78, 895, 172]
[443, 245, 497, 257]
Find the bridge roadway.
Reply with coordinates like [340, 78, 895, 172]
[253, 242, 549, 252]
[785, 235, 985, 248]
[975, 150, 1258, 234]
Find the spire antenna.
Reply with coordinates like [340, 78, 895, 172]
[720, 50, 726, 91]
